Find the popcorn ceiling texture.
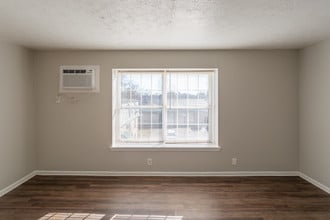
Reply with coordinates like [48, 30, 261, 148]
[0, 0, 330, 49]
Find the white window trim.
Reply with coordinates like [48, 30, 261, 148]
[111, 68, 219, 151]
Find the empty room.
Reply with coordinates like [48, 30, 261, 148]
[0, 0, 330, 219]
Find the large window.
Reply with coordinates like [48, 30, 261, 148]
[112, 69, 218, 149]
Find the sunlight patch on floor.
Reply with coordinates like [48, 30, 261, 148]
[111, 214, 183, 220]
[38, 212, 105, 220]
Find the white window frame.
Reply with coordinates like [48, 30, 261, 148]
[111, 68, 219, 151]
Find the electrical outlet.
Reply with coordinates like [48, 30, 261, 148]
[232, 158, 237, 166]
[147, 158, 152, 166]
[55, 95, 61, 104]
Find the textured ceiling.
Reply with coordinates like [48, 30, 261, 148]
[0, 0, 330, 50]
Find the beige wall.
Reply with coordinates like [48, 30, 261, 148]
[0, 41, 36, 190]
[299, 39, 330, 188]
[34, 50, 299, 172]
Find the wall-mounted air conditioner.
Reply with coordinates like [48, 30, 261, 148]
[59, 65, 100, 93]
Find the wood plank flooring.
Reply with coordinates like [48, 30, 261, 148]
[0, 176, 329, 220]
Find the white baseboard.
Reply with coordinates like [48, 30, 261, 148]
[299, 172, 330, 194]
[35, 170, 299, 177]
[0, 171, 36, 197]
[2, 170, 328, 197]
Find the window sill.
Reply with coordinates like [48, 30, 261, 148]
[110, 143, 221, 151]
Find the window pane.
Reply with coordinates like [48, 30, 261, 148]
[167, 91, 177, 107]
[178, 109, 187, 124]
[139, 123, 150, 140]
[165, 72, 211, 142]
[141, 74, 152, 90]
[188, 74, 198, 90]
[142, 90, 151, 105]
[167, 125, 177, 140]
[199, 109, 209, 124]
[187, 91, 198, 106]
[152, 91, 162, 106]
[198, 90, 208, 107]
[188, 109, 198, 124]
[120, 108, 163, 142]
[177, 125, 187, 139]
[198, 125, 209, 140]
[130, 74, 141, 91]
[167, 72, 210, 108]
[151, 109, 162, 124]
[121, 74, 130, 106]
[121, 73, 163, 107]
[167, 74, 178, 91]
[141, 108, 162, 141]
[167, 109, 177, 124]
[119, 109, 140, 140]
[199, 74, 209, 90]
[121, 90, 130, 106]
[131, 90, 141, 106]
[188, 125, 199, 139]
[151, 124, 162, 141]
[178, 91, 187, 106]
[177, 74, 188, 90]
[141, 109, 151, 124]
[121, 74, 131, 91]
[152, 74, 162, 90]
[121, 74, 141, 92]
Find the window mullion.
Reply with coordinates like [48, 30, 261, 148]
[162, 70, 167, 143]
[139, 75, 142, 140]
[208, 72, 213, 143]
[117, 72, 121, 143]
[197, 74, 200, 140]
[186, 73, 189, 141]
[150, 74, 153, 142]
[176, 74, 179, 141]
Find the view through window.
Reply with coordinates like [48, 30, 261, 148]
[112, 69, 218, 148]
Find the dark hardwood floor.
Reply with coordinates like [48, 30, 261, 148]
[0, 175, 329, 220]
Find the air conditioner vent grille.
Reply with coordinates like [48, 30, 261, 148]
[59, 65, 100, 93]
[62, 74, 93, 88]
[63, 69, 88, 74]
